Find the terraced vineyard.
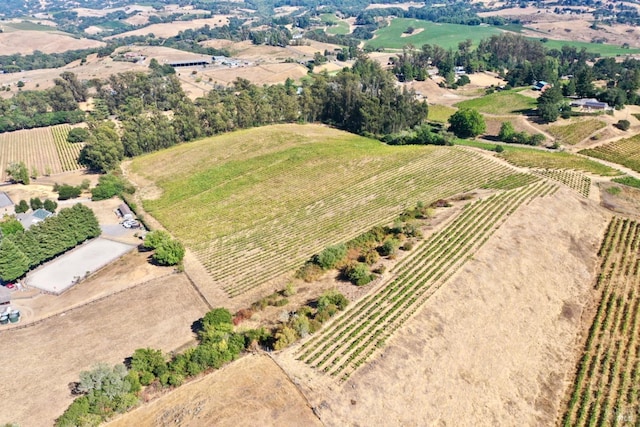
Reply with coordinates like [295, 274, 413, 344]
[580, 134, 640, 173]
[51, 125, 84, 171]
[548, 119, 606, 146]
[133, 125, 539, 297]
[561, 217, 640, 426]
[296, 180, 556, 380]
[0, 125, 84, 181]
[533, 169, 591, 197]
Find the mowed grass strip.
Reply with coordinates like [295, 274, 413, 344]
[547, 119, 606, 145]
[455, 91, 537, 115]
[132, 124, 523, 295]
[580, 134, 640, 173]
[366, 18, 502, 50]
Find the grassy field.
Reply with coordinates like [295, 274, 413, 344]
[131, 124, 527, 297]
[454, 91, 537, 115]
[580, 134, 640, 173]
[321, 13, 349, 35]
[366, 19, 503, 50]
[547, 119, 607, 145]
[539, 38, 640, 57]
[428, 104, 456, 123]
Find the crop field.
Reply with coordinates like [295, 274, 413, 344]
[321, 14, 350, 35]
[580, 135, 640, 174]
[499, 147, 620, 176]
[561, 217, 640, 426]
[427, 104, 456, 123]
[454, 91, 537, 115]
[296, 180, 556, 380]
[0, 125, 84, 181]
[366, 19, 503, 50]
[539, 39, 640, 57]
[131, 124, 532, 297]
[533, 169, 591, 197]
[547, 119, 607, 145]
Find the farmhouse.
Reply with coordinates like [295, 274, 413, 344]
[570, 98, 613, 111]
[17, 208, 52, 229]
[532, 81, 551, 91]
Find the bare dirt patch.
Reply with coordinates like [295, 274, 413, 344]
[107, 16, 231, 39]
[106, 354, 321, 427]
[0, 273, 209, 427]
[366, 2, 425, 10]
[277, 187, 610, 426]
[521, 20, 640, 47]
[401, 27, 424, 37]
[0, 31, 104, 55]
[599, 182, 640, 219]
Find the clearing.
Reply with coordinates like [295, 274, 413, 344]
[454, 90, 537, 115]
[0, 30, 103, 55]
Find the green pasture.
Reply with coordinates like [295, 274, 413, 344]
[454, 91, 537, 115]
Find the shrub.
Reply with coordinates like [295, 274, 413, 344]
[361, 247, 380, 265]
[91, 174, 134, 201]
[318, 289, 349, 311]
[273, 326, 298, 350]
[29, 197, 43, 211]
[344, 262, 374, 286]
[295, 261, 324, 282]
[203, 308, 233, 328]
[283, 282, 296, 297]
[143, 230, 171, 250]
[56, 184, 82, 200]
[43, 199, 58, 212]
[152, 239, 185, 266]
[15, 200, 29, 213]
[378, 238, 400, 257]
[314, 243, 347, 270]
[494, 144, 504, 153]
[615, 119, 630, 131]
[402, 241, 414, 251]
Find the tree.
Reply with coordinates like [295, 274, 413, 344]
[15, 200, 29, 214]
[343, 262, 373, 286]
[56, 184, 81, 200]
[498, 121, 516, 142]
[43, 199, 58, 212]
[29, 197, 43, 211]
[143, 230, 171, 250]
[537, 85, 563, 123]
[202, 308, 233, 328]
[67, 127, 90, 143]
[0, 238, 29, 282]
[130, 348, 167, 379]
[448, 108, 486, 138]
[0, 218, 22, 236]
[5, 162, 29, 185]
[315, 244, 347, 270]
[77, 363, 131, 399]
[78, 122, 124, 173]
[153, 239, 185, 266]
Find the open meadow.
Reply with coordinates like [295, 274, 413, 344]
[366, 18, 503, 50]
[128, 124, 532, 301]
[454, 90, 537, 115]
[0, 124, 83, 182]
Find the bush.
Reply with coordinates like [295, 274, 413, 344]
[314, 243, 347, 270]
[343, 262, 374, 286]
[152, 239, 185, 266]
[43, 199, 57, 212]
[615, 119, 630, 131]
[295, 261, 324, 282]
[143, 230, 171, 250]
[203, 308, 233, 328]
[15, 200, 29, 214]
[378, 238, 400, 257]
[29, 197, 43, 211]
[91, 174, 134, 201]
[317, 289, 349, 311]
[56, 184, 82, 200]
[494, 144, 504, 153]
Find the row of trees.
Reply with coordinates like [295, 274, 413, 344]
[78, 57, 429, 172]
[0, 204, 100, 282]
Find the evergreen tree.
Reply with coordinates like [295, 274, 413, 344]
[0, 238, 29, 282]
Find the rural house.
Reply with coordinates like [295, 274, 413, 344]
[532, 81, 551, 91]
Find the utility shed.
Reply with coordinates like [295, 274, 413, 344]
[118, 203, 134, 221]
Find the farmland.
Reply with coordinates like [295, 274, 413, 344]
[427, 104, 456, 123]
[539, 39, 640, 57]
[130, 124, 529, 298]
[547, 119, 607, 146]
[321, 14, 350, 35]
[533, 169, 591, 197]
[296, 180, 555, 379]
[454, 90, 537, 115]
[499, 146, 621, 176]
[580, 135, 640, 174]
[561, 217, 640, 426]
[366, 19, 503, 50]
[0, 124, 84, 182]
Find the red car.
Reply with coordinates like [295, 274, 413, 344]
[4, 283, 15, 290]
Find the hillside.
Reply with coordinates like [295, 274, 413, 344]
[128, 124, 529, 302]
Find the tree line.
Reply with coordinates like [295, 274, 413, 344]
[78, 57, 428, 172]
[0, 204, 100, 282]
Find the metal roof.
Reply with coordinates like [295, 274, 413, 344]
[0, 192, 13, 208]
